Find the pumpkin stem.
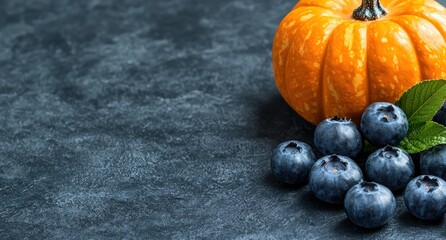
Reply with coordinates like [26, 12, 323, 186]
[352, 0, 387, 21]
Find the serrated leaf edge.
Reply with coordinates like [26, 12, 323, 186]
[396, 79, 446, 126]
[398, 121, 446, 153]
[408, 83, 446, 125]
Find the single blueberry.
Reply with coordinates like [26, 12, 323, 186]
[360, 102, 408, 147]
[271, 140, 317, 184]
[433, 101, 446, 126]
[309, 154, 363, 204]
[314, 116, 363, 158]
[366, 146, 415, 191]
[420, 145, 446, 181]
[344, 181, 396, 228]
[404, 175, 446, 220]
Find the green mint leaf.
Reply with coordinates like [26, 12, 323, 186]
[395, 79, 446, 126]
[398, 121, 446, 154]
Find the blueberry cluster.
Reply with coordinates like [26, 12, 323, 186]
[270, 102, 446, 228]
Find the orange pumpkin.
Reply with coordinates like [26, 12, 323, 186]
[272, 0, 446, 125]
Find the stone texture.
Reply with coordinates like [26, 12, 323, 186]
[1, 0, 446, 239]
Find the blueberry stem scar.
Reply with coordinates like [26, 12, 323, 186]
[284, 142, 302, 153]
[380, 145, 399, 158]
[360, 182, 378, 192]
[416, 176, 439, 192]
[323, 155, 348, 173]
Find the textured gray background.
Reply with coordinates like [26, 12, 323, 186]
[1, 0, 446, 239]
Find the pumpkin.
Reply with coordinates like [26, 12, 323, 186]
[272, 0, 446, 125]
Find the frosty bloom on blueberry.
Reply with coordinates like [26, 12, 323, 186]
[404, 175, 446, 220]
[420, 145, 446, 181]
[270, 140, 317, 185]
[309, 155, 363, 204]
[360, 102, 408, 147]
[366, 146, 415, 191]
[314, 116, 363, 158]
[344, 181, 396, 228]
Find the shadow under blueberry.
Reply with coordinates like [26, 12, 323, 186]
[332, 218, 386, 235]
[410, 153, 422, 176]
[354, 151, 369, 174]
[255, 94, 315, 146]
[263, 172, 306, 192]
[398, 211, 444, 227]
[299, 190, 344, 212]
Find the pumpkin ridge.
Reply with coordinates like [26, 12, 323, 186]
[282, 33, 297, 108]
[395, 13, 446, 43]
[297, 5, 339, 13]
[387, 0, 428, 10]
[280, 10, 321, 108]
[297, 0, 369, 16]
[365, 22, 371, 108]
[273, 7, 321, 103]
[319, 22, 345, 120]
[288, 6, 339, 15]
[391, 1, 446, 13]
[383, 0, 399, 9]
[294, 4, 337, 14]
[283, 14, 345, 124]
[388, 20, 423, 86]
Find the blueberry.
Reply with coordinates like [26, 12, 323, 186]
[270, 140, 317, 184]
[309, 154, 363, 204]
[433, 101, 446, 126]
[314, 116, 363, 158]
[420, 145, 446, 181]
[360, 102, 408, 147]
[366, 146, 415, 191]
[344, 181, 396, 228]
[404, 175, 446, 220]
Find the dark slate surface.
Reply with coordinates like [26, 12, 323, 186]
[1, 0, 446, 239]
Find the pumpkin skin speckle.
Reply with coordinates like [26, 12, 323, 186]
[272, 0, 446, 125]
